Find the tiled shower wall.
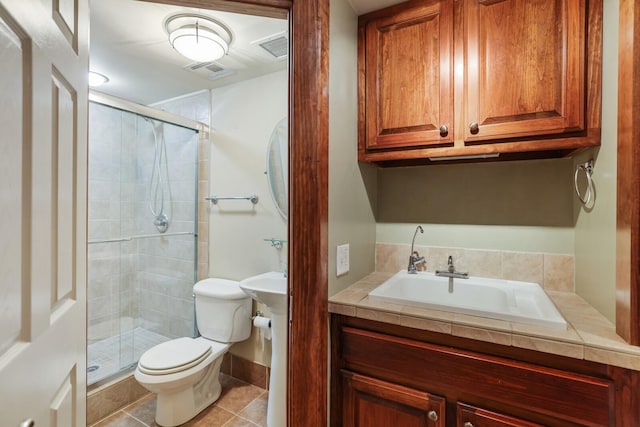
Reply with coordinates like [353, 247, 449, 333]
[88, 101, 204, 346]
[151, 91, 211, 282]
[88, 103, 138, 344]
[134, 119, 198, 339]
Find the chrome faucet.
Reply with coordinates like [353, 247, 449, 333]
[408, 225, 426, 274]
[435, 256, 469, 279]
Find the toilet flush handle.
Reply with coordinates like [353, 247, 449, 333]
[20, 419, 35, 427]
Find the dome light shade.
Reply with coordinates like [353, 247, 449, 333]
[169, 23, 228, 62]
[165, 14, 232, 63]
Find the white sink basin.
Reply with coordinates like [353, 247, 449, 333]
[239, 271, 287, 314]
[368, 271, 566, 330]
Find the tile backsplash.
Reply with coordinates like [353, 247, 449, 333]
[376, 243, 574, 292]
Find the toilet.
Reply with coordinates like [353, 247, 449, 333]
[134, 278, 252, 427]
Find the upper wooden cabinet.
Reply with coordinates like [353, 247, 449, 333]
[463, 0, 585, 142]
[363, 1, 454, 150]
[358, 0, 603, 164]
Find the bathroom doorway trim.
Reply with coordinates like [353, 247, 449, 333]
[141, 0, 329, 425]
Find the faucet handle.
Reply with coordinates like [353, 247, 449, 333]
[408, 255, 417, 273]
[408, 251, 426, 273]
[447, 256, 455, 273]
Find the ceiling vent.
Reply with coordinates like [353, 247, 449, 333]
[186, 61, 223, 72]
[184, 61, 234, 80]
[252, 32, 289, 60]
[259, 36, 288, 59]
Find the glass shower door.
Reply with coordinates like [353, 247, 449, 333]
[87, 102, 198, 386]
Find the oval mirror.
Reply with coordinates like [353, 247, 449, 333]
[266, 117, 288, 221]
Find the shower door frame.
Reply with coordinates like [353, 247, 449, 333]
[87, 90, 207, 386]
[89, 91, 205, 132]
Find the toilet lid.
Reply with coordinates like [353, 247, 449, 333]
[193, 278, 248, 300]
[138, 337, 212, 375]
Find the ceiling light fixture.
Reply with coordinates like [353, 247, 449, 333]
[88, 71, 109, 87]
[165, 14, 232, 63]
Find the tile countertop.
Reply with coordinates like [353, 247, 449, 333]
[328, 272, 640, 371]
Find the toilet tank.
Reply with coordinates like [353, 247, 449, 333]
[193, 278, 252, 343]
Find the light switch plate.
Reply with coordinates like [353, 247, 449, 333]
[336, 243, 349, 276]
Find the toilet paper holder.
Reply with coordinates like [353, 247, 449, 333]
[253, 311, 271, 328]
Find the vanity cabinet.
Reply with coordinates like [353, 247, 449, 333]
[331, 314, 639, 426]
[457, 403, 545, 427]
[342, 371, 445, 426]
[358, 0, 603, 164]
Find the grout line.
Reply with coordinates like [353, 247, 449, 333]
[221, 415, 261, 427]
[124, 413, 152, 427]
[89, 410, 145, 427]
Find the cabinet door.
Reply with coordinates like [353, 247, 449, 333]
[457, 403, 545, 427]
[462, 0, 586, 143]
[364, 0, 453, 150]
[342, 370, 445, 427]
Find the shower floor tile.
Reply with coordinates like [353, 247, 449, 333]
[88, 327, 170, 385]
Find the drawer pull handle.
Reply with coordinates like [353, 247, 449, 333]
[428, 410, 438, 421]
[464, 422, 474, 427]
[439, 125, 448, 136]
[469, 122, 479, 134]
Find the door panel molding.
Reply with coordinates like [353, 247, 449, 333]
[0, 7, 29, 355]
[53, 0, 78, 52]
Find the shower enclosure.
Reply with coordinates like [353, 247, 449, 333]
[87, 99, 199, 385]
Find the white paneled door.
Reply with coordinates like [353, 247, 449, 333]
[0, 0, 88, 425]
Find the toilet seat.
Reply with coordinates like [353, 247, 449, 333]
[138, 337, 213, 375]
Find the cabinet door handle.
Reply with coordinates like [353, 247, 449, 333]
[463, 422, 474, 427]
[439, 125, 448, 136]
[469, 122, 479, 134]
[428, 410, 438, 421]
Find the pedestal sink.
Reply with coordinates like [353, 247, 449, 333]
[239, 272, 287, 427]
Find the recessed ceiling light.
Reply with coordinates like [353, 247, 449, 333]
[88, 71, 109, 87]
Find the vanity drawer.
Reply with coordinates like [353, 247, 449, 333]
[457, 402, 545, 427]
[339, 326, 613, 426]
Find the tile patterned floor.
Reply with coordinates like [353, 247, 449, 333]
[91, 374, 268, 427]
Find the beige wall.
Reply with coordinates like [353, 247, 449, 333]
[328, 0, 377, 297]
[376, 158, 576, 256]
[208, 70, 288, 366]
[573, 0, 619, 323]
[208, 70, 288, 280]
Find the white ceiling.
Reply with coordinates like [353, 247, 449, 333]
[89, 0, 289, 105]
[89, 0, 404, 105]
